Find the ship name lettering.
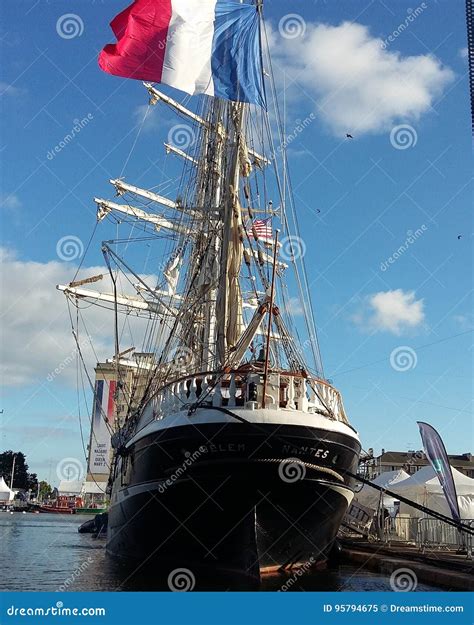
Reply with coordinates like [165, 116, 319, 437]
[202, 443, 245, 453]
[314, 449, 329, 459]
[282, 445, 329, 459]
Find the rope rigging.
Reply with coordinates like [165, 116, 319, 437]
[62, 24, 348, 461]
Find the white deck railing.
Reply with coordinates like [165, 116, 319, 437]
[153, 370, 349, 425]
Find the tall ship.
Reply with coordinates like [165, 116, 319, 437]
[58, 0, 361, 585]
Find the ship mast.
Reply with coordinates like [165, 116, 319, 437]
[209, 0, 264, 370]
[199, 101, 225, 370]
[215, 102, 246, 368]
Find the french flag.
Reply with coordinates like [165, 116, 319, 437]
[99, 0, 265, 107]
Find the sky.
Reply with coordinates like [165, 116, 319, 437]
[0, 0, 472, 485]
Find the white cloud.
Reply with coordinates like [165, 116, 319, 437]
[270, 21, 454, 136]
[0, 193, 21, 210]
[133, 103, 161, 132]
[355, 289, 425, 334]
[284, 296, 304, 316]
[0, 81, 22, 97]
[458, 47, 468, 59]
[453, 313, 473, 330]
[0, 249, 154, 387]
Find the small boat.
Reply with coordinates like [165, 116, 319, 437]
[38, 505, 76, 515]
[75, 507, 107, 515]
[37, 496, 77, 514]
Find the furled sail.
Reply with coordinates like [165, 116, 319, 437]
[163, 252, 182, 295]
[226, 189, 244, 349]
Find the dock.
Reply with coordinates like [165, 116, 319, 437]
[340, 537, 473, 591]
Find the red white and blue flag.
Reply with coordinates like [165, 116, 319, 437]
[99, 0, 265, 107]
[251, 218, 272, 241]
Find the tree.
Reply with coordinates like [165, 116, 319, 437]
[27, 472, 38, 492]
[38, 480, 53, 501]
[0, 451, 38, 491]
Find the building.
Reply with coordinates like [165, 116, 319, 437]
[363, 450, 474, 480]
[84, 351, 156, 505]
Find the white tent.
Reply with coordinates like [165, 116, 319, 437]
[0, 476, 15, 502]
[389, 465, 474, 519]
[81, 481, 107, 508]
[355, 469, 409, 512]
[82, 481, 106, 495]
[58, 480, 83, 495]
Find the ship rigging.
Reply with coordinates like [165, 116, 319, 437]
[59, 0, 361, 584]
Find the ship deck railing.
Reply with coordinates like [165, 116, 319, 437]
[151, 369, 350, 425]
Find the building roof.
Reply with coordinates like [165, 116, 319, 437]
[446, 458, 474, 467]
[449, 454, 473, 461]
[379, 451, 426, 463]
[378, 451, 473, 468]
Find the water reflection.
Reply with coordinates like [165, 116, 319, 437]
[0, 513, 440, 592]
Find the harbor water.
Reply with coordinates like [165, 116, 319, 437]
[0, 513, 441, 592]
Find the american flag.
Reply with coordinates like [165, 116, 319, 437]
[251, 218, 272, 242]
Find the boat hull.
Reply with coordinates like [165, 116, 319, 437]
[75, 507, 107, 515]
[106, 414, 360, 586]
[37, 505, 76, 514]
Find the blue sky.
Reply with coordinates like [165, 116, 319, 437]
[0, 0, 472, 484]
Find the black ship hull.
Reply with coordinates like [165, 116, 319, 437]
[107, 416, 360, 588]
